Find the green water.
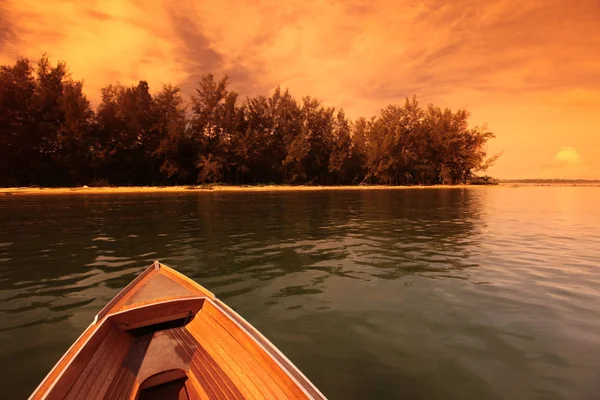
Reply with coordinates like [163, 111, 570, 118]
[1, 187, 599, 399]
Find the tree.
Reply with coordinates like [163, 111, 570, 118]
[34, 55, 69, 174]
[0, 55, 96, 186]
[240, 95, 271, 183]
[196, 153, 225, 183]
[269, 88, 303, 182]
[329, 110, 352, 184]
[94, 81, 157, 185]
[349, 117, 368, 183]
[282, 124, 310, 183]
[153, 85, 192, 183]
[0, 58, 37, 186]
[0, 54, 501, 187]
[302, 97, 335, 184]
[54, 80, 95, 184]
[190, 74, 239, 183]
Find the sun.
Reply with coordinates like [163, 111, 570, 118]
[554, 146, 582, 164]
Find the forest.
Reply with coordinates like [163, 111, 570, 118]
[0, 56, 500, 187]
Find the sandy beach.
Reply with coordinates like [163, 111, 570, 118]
[2, 182, 598, 195]
[0, 184, 491, 195]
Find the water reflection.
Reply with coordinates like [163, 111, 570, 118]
[0, 190, 486, 397]
[176, 189, 487, 293]
[1, 188, 600, 399]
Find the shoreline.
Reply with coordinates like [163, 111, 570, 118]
[0, 182, 597, 195]
[1, 184, 493, 195]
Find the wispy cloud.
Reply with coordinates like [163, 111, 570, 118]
[1, 0, 599, 178]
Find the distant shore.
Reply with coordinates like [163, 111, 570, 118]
[0, 182, 597, 195]
[500, 182, 600, 187]
[0, 184, 490, 195]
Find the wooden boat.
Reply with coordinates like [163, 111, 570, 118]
[30, 261, 325, 400]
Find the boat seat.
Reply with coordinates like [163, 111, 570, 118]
[107, 297, 206, 331]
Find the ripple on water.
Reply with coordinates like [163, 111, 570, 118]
[1, 188, 600, 399]
[92, 236, 115, 242]
[86, 255, 137, 268]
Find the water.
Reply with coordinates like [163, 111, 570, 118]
[1, 187, 599, 399]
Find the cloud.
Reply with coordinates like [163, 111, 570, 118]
[0, 1, 16, 52]
[2, 0, 599, 105]
[554, 147, 583, 164]
[0, 0, 190, 99]
[1, 0, 599, 178]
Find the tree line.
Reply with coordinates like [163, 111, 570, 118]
[0, 56, 500, 187]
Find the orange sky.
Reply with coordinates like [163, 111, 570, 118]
[1, 0, 599, 179]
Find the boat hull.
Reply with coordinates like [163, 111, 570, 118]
[30, 261, 325, 400]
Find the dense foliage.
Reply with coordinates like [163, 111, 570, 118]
[0, 56, 500, 187]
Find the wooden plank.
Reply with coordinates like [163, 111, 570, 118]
[185, 322, 257, 400]
[213, 299, 325, 400]
[187, 315, 281, 400]
[160, 264, 215, 299]
[64, 328, 121, 399]
[35, 320, 113, 400]
[202, 301, 309, 399]
[169, 328, 233, 400]
[166, 328, 219, 400]
[135, 330, 192, 384]
[116, 310, 191, 331]
[178, 327, 245, 400]
[140, 369, 187, 390]
[91, 332, 134, 400]
[185, 377, 209, 400]
[104, 363, 127, 400]
[108, 298, 205, 331]
[105, 333, 153, 400]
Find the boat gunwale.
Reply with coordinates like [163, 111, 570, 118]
[161, 263, 215, 300]
[28, 319, 98, 400]
[28, 318, 107, 400]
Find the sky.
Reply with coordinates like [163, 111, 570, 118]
[1, 0, 599, 179]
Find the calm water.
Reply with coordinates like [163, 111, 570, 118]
[1, 187, 599, 399]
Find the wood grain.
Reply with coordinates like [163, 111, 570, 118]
[109, 297, 205, 331]
[140, 369, 187, 390]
